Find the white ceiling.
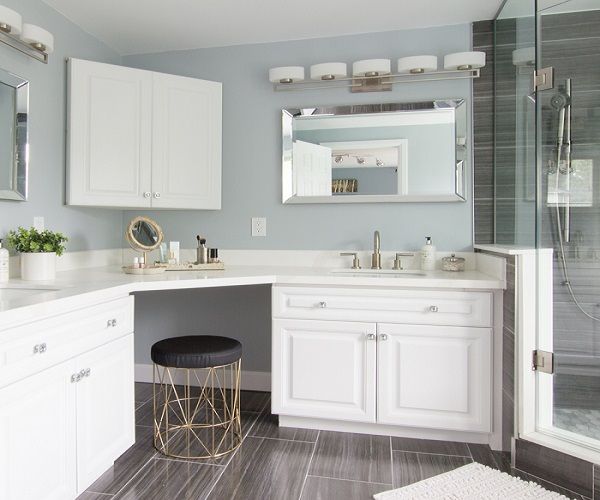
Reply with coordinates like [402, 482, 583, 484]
[42, 0, 503, 55]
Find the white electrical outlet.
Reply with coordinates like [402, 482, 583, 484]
[33, 217, 45, 231]
[251, 217, 267, 237]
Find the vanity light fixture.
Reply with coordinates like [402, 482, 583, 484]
[270, 52, 484, 92]
[0, 5, 52, 63]
[443, 51, 486, 71]
[310, 62, 347, 81]
[397, 55, 438, 74]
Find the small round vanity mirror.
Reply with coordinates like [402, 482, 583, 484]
[124, 216, 165, 274]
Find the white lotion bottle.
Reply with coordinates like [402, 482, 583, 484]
[0, 239, 9, 282]
[420, 236, 436, 271]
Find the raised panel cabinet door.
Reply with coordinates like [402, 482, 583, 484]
[272, 319, 377, 422]
[377, 323, 492, 432]
[151, 72, 222, 209]
[0, 360, 77, 500]
[76, 334, 135, 493]
[67, 58, 153, 207]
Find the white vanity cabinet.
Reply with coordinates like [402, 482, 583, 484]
[272, 285, 493, 435]
[67, 58, 222, 209]
[0, 296, 135, 500]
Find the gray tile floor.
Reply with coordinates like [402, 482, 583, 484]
[75, 383, 585, 500]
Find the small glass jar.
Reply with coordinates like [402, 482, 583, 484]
[442, 253, 465, 272]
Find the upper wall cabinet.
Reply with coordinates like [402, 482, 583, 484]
[67, 58, 222, 209]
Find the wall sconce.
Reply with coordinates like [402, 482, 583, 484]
[270, 52, 485, 92]
[0, 4, 52, 63]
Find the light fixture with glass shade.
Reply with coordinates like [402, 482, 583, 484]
[397, 55, 438, 74]
[270, 52, 484, 92]
[0, 4, 52, 63]
[310, 62, 347, 81]
[269, 66, 305, 84]
[443, 51, 486, 71]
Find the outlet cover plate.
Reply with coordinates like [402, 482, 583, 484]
[252, 217, 266, 237]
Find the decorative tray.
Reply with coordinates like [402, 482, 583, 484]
[122, 265, 167, 275]
[156, 262, 225, 271]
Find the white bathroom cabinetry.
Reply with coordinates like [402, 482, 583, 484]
[67, 58, 222, 209]
[0, 296, 135, 500]
[272, 286, 493, 435]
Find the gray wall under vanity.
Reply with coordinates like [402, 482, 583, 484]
[0, 0, 123, 251]
[122, 24, 474, 252]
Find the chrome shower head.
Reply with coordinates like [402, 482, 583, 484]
[550, 91, 570, 111]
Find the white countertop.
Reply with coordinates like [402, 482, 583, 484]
[0, 264, 505, 327]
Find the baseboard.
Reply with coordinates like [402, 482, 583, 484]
[135, 363, 271, 392]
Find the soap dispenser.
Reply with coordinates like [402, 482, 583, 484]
[420, 236, 436, 271]
[0, 239, 9, 283]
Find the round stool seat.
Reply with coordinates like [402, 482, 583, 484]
[151, 335, 242, 369]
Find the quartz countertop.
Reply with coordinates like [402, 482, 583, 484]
[0, 265, 505, 327]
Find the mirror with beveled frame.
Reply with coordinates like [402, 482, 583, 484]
[282, 99, 467, 204]
[0, 68, 29, 201]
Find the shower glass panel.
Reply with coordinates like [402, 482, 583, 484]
[537, 0, 600, 445]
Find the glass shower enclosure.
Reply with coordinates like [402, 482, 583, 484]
[494, 0, 600, 460]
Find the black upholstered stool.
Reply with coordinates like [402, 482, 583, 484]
[151, 335, 242, 459]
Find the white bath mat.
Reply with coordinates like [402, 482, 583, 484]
[373, 462, 570, 499]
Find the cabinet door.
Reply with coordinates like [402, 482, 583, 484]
[151, 72, 222, 209]
[68, 58, 153, 207]
[76, 334, 135, 493]
[0, 360, 77, 500]
[272, 319, 376, 422]
[377, 323, 491, 432]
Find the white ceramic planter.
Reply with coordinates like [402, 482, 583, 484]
[20, 252, 56, 281]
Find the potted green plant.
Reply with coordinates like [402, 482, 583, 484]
[6, 227, 68, 281]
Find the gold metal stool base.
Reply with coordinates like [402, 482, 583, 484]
[153, 359, 242, 459]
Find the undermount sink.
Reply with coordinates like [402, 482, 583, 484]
[330, 269, 426, 277]
[0, 285, 60, 301]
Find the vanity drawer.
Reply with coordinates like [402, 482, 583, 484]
[273, 286, 492, 327]
[0, 296, 134, 388]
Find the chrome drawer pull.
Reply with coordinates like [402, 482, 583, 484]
[319, 301, 327, 308]
[33, 343, 47, 354]
[71, 373, 82, 383]
[79, 368, 91, 378]
[106, 318, 117, 328]
[429, 305, 439, 313]
[366, 333, 376, 340]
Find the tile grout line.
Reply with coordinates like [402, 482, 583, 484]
[297, 430, 320, 500]
[390, 436, 395, 489]
[306, 474, 393, 487]
[89, 450, 158, 498]
[246, 434, 318, 444]
[391, 449, 473, 459]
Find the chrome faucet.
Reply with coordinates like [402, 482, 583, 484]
[371, 230, 381, 269]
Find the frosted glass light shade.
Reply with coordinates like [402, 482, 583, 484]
[269, 66, 305, 83]
[397, 55, 438, 74]
[444, 51, 486, 70]
[21, 24, 54, 53]
[512, 47, 535, 66]
[0, 6, 22, 35]
[310, 62, 347, 80]
[352, 59, 391, 77]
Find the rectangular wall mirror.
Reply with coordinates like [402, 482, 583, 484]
[0, 68, 29, 201]
[282, 100, 467, 204]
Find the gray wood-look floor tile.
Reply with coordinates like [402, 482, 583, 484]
[300, 476, 391, 500]
[512, 468, 591, 500]
[113, 457, 223, 500]
[391, 451, 472, 488]
[208, 436, 315, 500]
[76, 492, 114, 500]
[391, 437, 471, 457]
[309, 431, 392, 484]
[249, 411, 319, 442]
[86, 426, 157, 495]
[467, 443, 511, 473]
[134, 383, 154, 405]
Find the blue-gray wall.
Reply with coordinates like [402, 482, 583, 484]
[0, 0, 122, 251]
[123, 24, 474, 252]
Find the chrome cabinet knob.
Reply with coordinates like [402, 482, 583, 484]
[106, 318, 117, 328]
[153, 192, 161, 199]
[81, 368, 91, 378]
[143, 192, 151, 198]
[429, 305, 439, 312]
[379, 334, 388, 341]
[319, 301, 327, 308]
[71, 373, 81, 383]
[366, 333, 376, 340]
[33, 343, 47, 354]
